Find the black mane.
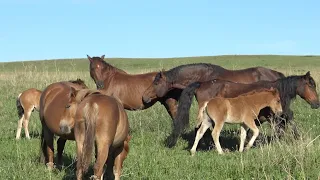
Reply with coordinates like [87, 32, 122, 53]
[68, 78, 88, 88]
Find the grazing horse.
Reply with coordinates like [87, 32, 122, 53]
[142, 63, 285, 103]
[62, 89, 129, 180]
[190, 88, 283, 155]
[170, 72, 320, 147]
[15, 88, 42, 139]
[39, 79, 89, 168]
[87, 55, 181, 119]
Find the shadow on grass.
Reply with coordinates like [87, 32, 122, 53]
[180, 128, 275, 153]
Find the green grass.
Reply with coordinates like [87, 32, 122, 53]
[0, 55, 320, 179]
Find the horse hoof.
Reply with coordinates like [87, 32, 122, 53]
[46, 162, 56, 170]
[89, 175, 99, 180]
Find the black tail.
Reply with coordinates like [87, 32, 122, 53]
[16, 94, 24, 118]
[166, 82, 201, 148]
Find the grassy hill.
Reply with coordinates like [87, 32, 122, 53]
[0, 55, 319, 179]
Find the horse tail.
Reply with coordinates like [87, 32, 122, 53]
[16, 93, 24, 118]
[166, 82, 201, 147]
[80, 103, 98, 173]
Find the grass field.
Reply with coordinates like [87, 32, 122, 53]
[0, 55, 319, 179]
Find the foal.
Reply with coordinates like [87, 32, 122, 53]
[16, 88, 42, 139]
[190, 88, 283, 155]
[66, 89, 130, 180]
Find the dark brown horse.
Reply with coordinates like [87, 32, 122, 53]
[170, 72, 319, 147]
[141, 63, 284, 146]
[60, 88, 130, 180]
[87, 55, 181, 119]
[142, 63, 284, 103]
[39, 79, 89, 168]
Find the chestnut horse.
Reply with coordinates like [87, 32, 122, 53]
[170, 72, 319, 147]
[62, 89, 129, 180]
[39, 79, 89, 168]
[16, 88, 42, 139]
[142, 63, 285, 103]
[190, 88, 283, 155]
[87, 55, 181, 119]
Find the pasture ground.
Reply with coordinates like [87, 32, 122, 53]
[0, 55, 319, 179]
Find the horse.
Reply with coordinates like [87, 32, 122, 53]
[39, 79, 89, 168]
[15, 88, 42, 139]
[190, 88, 283, 155]
[87, 55, 181, 120]
[170, 72, 319, 147]
[62, 88, 130, 180]
[142, 63, 285, 103]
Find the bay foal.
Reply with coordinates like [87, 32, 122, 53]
[16, 88, 42, 139]
[190, 88, 283, 155]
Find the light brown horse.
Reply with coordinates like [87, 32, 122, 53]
[39, 79, 88, 168]
[190, 88, 283, 155]
[88, 55, 181, 119]
[61, 89, 129, 180]
[16, 88, 42, 139]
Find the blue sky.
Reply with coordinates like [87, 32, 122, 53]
[1, 0, 319, 62]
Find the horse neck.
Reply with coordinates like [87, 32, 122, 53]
[101, 64, 127, 82]
[275, 77, 298, 110]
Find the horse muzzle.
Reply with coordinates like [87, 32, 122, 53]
[59, 120, 72, 134]
[311, 102, 320, 109]
[96, 81, 104, 89]
[142, 95, 152, 103]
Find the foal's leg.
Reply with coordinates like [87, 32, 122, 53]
[113, 146, 126, 180]
[211, 120, 224, 154]
[244, 119, 259, 150]
[196, 102, 207, 128]
[239, 124, 248, 152]
[16, 114, 24, 140]
[190, 113, 212, 156]
[22, 108, 33, 139]
[57, 138, 67, 168]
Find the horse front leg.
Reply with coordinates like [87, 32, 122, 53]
[57, 137, 67, 169]
[42, 124, 55, 169]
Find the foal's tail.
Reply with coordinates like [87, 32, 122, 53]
[79, 103, 98, 173]
[166, 82, 201, 148]
[16, 93, 24, 118]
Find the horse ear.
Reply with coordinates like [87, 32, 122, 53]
[306, 71, 311, 77]
[101, 55, 105, 59]
[70, 87, 77, 99]
[87, 55, 93, 63]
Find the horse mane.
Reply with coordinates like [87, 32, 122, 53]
[68, 79, 88, 89]
[91, 56, 127, 74]
[74, 89, 103, 103]
[160, 63, 225, 83]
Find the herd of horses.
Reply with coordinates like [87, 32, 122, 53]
[14, 55, 319, 179]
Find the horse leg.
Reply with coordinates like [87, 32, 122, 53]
[57, 138, 67, 168]
[43, 125, 55, 169]
[211, 120, 224, 155]
[239, 124, 248, 152]
[75, 122, 85, 180]
[162, 98, 178, 119]
[22, 108, 32, 139]
[93, 138, 110, 180]
[196, 102, 207, 128]
[113, 145, 126, 180]
[244, 119, 259, 150]
[16, 114, 24, 140]
[190, 112, 212, 156]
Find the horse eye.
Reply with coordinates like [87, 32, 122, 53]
[65, 104, 71, 108]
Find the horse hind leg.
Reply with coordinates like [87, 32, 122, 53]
[211, 119, 224, 155]
[92, 138, 111, 180]
[22, 108, 33, 139]
[16, 114, 24, 140]
[190, 112, 212, 156]
[239, 124, 248, 152]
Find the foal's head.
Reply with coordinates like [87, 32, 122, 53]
[87, 55, 106, 89]
[265, 88, 283, 116]
[296, 71, 320, 109]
